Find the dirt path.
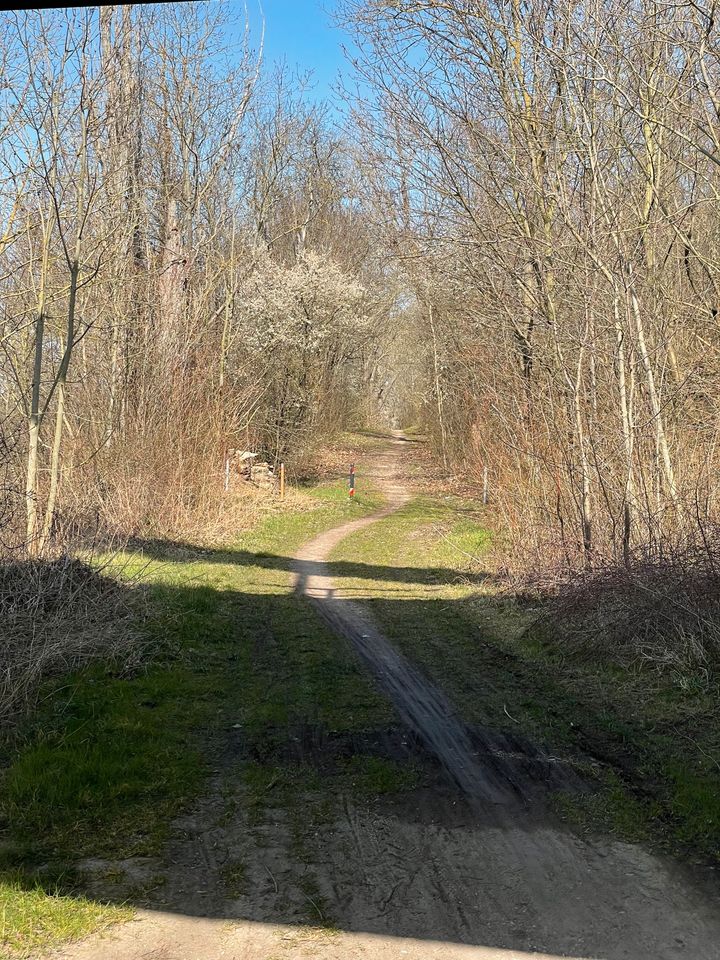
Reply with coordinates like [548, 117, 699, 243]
[293, 443, 565, 806]
[51, 436, 720, 960]
[293, 442, 514, 804]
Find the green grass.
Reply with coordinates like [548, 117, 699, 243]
[551, 770, 662, 844]
[0, 880, 131, 959]
[0, 475, 394, 956]
[220, 859, 248, 897]
[333, 428, 396, 449]
[337, 755, 421, 797]
[665, 761, 720, 848]
[329, 492, 720, 861]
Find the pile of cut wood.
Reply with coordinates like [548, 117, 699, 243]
[229, 450, 278, 490]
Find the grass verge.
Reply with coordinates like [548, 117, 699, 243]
[0, 880, 131, 959]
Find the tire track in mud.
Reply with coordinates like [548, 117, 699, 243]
[291, 436, 563, 807]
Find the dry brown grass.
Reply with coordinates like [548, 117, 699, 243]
[406, 427, 720, 680]
[0, 554, 142, 724]
[530, 538, 720, 679]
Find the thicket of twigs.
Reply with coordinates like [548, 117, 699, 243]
[0, 4, 398, 719]
[339, 0, 720, 675]
[527, 534, 720, 677]
[0, 555, 141, 724]
[5, 0, 720, 704]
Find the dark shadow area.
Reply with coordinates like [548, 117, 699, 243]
[126, 536, 493, 587]
[2, 548, 720, 960]
[356, 429, 426, 443]
[0, 555, 134, 730]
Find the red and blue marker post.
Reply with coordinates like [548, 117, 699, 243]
[349, 463, 356, 499]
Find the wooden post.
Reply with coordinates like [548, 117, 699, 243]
[483, 465, 488, 505]
[279, 462, 285, 499]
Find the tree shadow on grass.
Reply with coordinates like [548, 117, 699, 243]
[126, 536, 493, 587]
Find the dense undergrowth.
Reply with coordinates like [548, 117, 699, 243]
[0, 556, 141, 727]
[535, 549, 720, 680]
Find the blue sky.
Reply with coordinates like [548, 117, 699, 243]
[245, 0, 348, 103]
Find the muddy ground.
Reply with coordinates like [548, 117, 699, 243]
[51, 436, 720, 960]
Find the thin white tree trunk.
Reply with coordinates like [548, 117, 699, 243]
[428, 303, 448, 470]
[628, 274, 678, 508]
